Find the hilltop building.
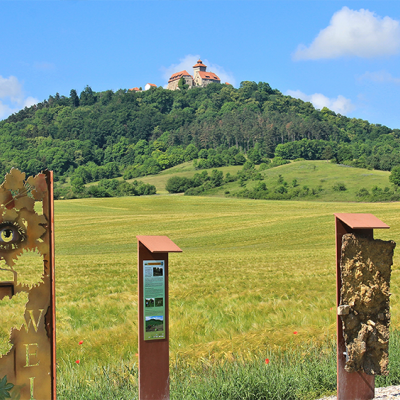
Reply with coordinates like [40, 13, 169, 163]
[145, 83, 157, 91]
[128, 83, 157, 92]
[167, 59, 221, 90]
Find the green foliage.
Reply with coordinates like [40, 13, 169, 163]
[166, 170, 224, 194]
[1, 80, 400, 186]
[332, 182, 347, 192]
[57, 331, 400, 399]
[390, 165, 400, 186]
[0, 376, 14, 400]
[165, 176, 193, 193]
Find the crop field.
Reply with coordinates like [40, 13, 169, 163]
[53, 197, 400, 359]
[2, 194, 400, 396]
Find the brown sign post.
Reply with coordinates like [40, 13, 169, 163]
[335, 213, 389, 400]
[0, 169, 56, 400]
[137, 235, 182, 400]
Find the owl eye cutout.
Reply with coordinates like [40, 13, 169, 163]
[0, 222, 26, 251]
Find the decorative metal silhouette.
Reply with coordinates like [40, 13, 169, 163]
[0, 169, 55, 400]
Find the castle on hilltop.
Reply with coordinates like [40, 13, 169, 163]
[167, 59, 221, 90]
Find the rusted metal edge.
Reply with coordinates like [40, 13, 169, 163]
[44, 170, 56, 400]
[334, 213, 390, 230]
[136, 235, 182, 253]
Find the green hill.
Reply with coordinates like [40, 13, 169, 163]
[0, 81, 400, 201]
[1, 81, 400, 201]
[138, 160, 395, 202]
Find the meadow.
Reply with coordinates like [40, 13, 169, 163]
[138, 160, 392, 201]
[2, 193, 400, 398]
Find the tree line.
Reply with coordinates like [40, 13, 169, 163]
[0, 80, 399, 187]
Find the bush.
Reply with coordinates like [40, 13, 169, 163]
[332, 182, 347, 192]
[165, 176, 192, 193]
[356, 188, 370, 198]
[259, 162, 270, 171]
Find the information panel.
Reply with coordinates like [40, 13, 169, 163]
[143, 260, 165, 340]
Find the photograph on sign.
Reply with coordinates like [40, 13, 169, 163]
[143, 260, 165, 340]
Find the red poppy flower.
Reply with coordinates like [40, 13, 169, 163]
[76, 360, 80, 364]
[293, 331, 298, 335]
[265, 358, 270, 364]
[79, 340, 83, 345]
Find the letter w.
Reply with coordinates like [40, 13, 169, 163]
[24, 309, 45, 333]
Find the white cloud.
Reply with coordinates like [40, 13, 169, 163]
[161, 54, 236, 87]
[293, 7, 400, 60]
[0, 75, 38, 120]
[0, 101, 17, 120]
[286, 89, 355, 115]
[0, 75, 23, 103]
[359, 70, 400, 84]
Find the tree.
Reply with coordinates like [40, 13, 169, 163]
[210, 169, 223, 187]
[70, 89, 80, 107]
[178, 77, 189, 90]
[165, 176, 191, 193]
[389, 165, 400, 186]
[80, 85, 96, 106]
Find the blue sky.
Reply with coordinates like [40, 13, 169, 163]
[2, 1, 400, 129]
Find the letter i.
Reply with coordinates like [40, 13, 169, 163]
[29, 377, 36, 400]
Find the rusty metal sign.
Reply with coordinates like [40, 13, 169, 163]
[137, 235, 182, 400]
[0, 169, 55, 400]
[335, 213, 393, 400]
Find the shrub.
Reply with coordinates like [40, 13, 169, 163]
[332, 182, 347, 192]
[356, 188, 370, 198]
[165, 176, 192, 193]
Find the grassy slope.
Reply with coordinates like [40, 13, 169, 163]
[28, 195, 400, 370]
[137, 160, 391, 200]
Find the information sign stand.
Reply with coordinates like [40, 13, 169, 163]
[137, 235, 182, 400]
[335, 213, 389, 400]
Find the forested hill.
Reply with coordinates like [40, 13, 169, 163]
[1, 81, 400, 184]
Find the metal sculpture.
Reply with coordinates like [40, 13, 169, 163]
[335, 213, 394, 400]
[0, 169, 55, 400]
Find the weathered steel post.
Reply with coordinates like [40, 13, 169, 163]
[0, 169, 56, 400]
[137, 235, 182, 400]
[335, 213, 390, 400]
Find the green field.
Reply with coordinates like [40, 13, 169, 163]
[1, 193, 400, 397]
[52, 196, 400, 362]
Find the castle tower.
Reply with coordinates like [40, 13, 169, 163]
[193, 59, 207, 74]
[193, 59, 220, 87]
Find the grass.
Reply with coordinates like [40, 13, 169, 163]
[51, 196, 400, 361]
[138, 160, 392, 200]
[2, 194, 400, 397]
[57, 330, 400, 399]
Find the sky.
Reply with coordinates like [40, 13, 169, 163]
[1, 0, 400, 129]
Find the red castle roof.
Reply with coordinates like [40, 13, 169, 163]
[168, 70, 193, 83]
[197, 71, 220, 81]
[193, 59, 207, 68]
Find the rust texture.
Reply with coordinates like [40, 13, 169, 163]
[137, 236, 182, 400]
[0, 168, 55, 400]
[339, 233, 396, 376]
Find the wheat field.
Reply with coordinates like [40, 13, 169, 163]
[1, 195, 400, 370]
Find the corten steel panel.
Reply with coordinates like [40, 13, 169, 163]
[334, 213, 389, 230]
[137, 235, 182, 253]
[0, 169, 56, 400]
[44, 170, 56, 399]
[334, 213, 390, 400]
[138, 236, 181, 400]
